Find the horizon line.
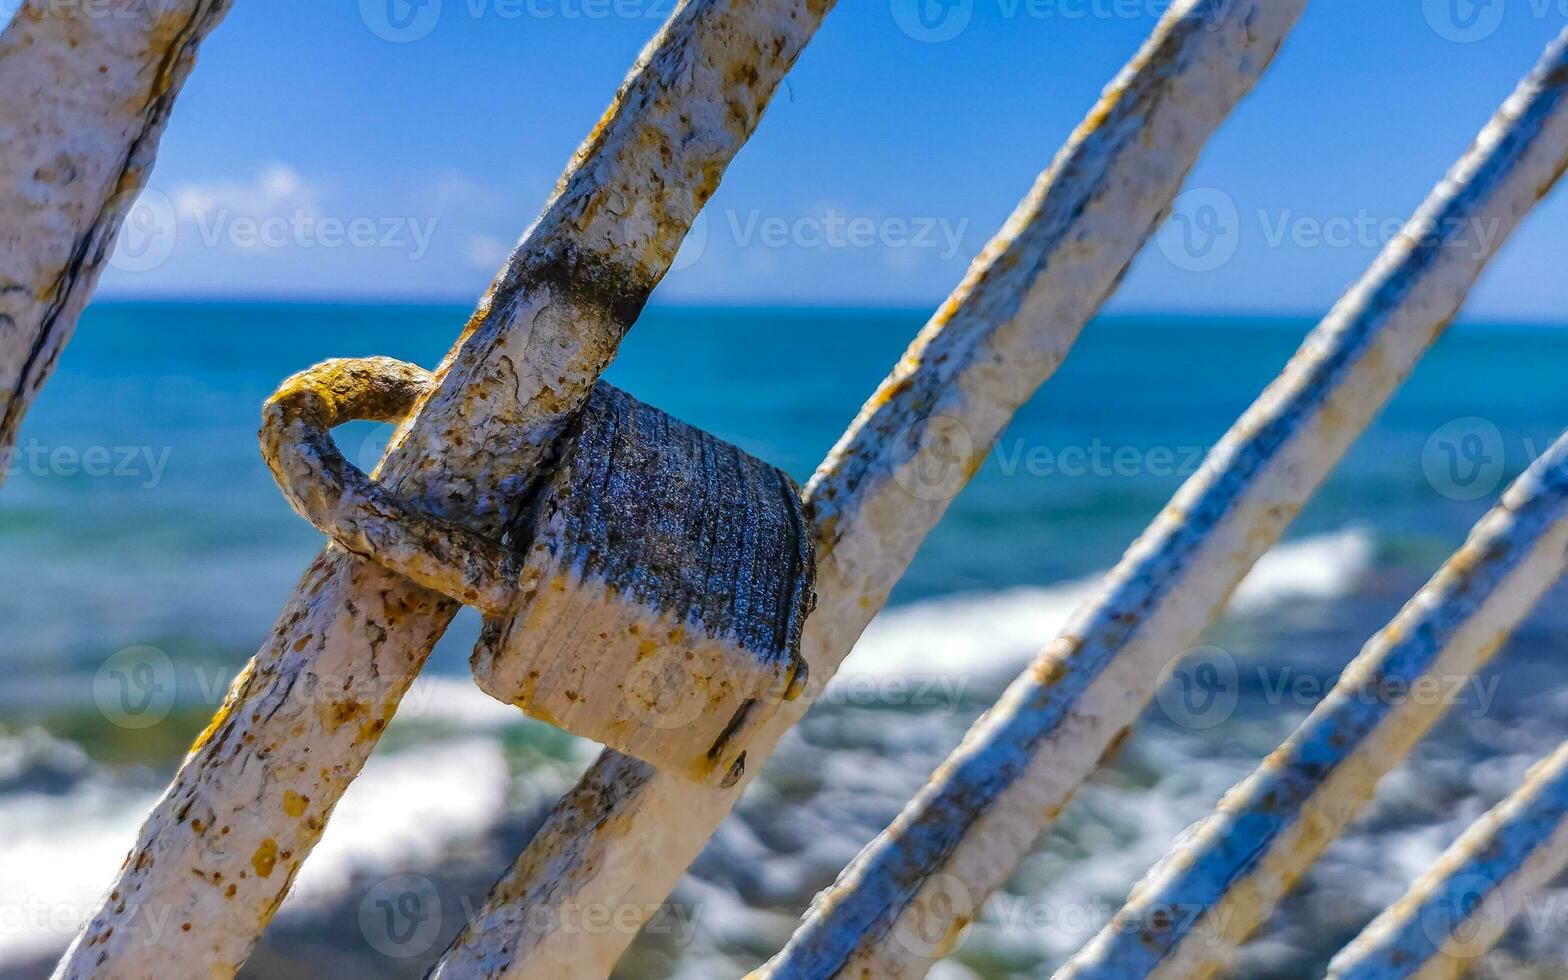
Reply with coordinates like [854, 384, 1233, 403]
[85, 295, 1568, 330]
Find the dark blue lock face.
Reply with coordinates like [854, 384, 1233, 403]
[472, 382, 814, 787]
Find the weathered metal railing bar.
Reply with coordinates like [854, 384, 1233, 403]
[0, 0, 232, 467]
[55, 1, 834, 975]
[1058, 427, 1568, 979]
[429, 2, 1307, 975]
[1327, 739, 1568, 979]
[764, 25, 1568, 979]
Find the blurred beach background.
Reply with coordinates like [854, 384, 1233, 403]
[7, 305, 1568, 978]
[9, 0, 1568, 976]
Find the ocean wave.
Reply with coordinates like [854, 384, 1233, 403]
[839, 527, 1376, 683]
[0, 527, 1384, 972]
[0, 733, 510, 968]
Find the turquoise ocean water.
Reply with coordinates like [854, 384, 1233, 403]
[5, 304, 1568, 977]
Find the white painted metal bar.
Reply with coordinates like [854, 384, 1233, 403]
[1327, 740, 1568, 980]
[52, 2, 834, 976]
[430, 1, 1308, 976]
[1056, 430, 1568, 980]
[0, 0, 232, 464]
[763, 26, 1568, 980]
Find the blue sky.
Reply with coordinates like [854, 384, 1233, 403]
[89, 0, 1568, 320]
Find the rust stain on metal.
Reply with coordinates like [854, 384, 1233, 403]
[249, 840, 278, 880]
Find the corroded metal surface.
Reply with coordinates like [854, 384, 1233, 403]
[54, 1, 833, 975]
[260, 356, 519, 615]
[472, 382, 814, 787]
[428, 2, 1306, 976]
[498, 381, 813, 669]
[1058, 430, 1568, 980]
[261, 355, 813, 787]
[763, 26, 1568, 980]
[0, 0, 231, 464]
[1327, 741, 1568, 980]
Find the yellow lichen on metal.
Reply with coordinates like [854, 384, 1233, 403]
[260, 356, 522, 617]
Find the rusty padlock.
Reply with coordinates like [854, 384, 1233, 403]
[259, 357, 814, 787]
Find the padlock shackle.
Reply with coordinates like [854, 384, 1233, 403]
[259, 357, 522, 617]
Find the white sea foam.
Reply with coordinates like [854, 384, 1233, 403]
[0, 734, 509, 967]
[840, 527, 1376, 682]
[0, 735, 151, 965]
[0, 528, 1378, 970]
[1230, 525, 1376, 613]
[396, 673, 531, 730]
[283, 737, 509, 908]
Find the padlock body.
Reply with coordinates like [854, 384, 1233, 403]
[472, 383, 814, 785]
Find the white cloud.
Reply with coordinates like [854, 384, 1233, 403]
[428, 170, 503, 212]
[465, 233, 512, 271]
[170, 163, 319, 224]
[101, 165, 535, 298]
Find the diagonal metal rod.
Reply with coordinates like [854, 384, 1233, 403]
[428, 2, 1307, 976]
[1327, 739, 1568, 980]
[0, 0, 232, 468]
[763, 26, 1568, 980]
[1057, 429, 1568, 980]
[52, 2, 835, 976]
